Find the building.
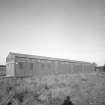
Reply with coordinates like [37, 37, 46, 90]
[0, 65, 6, 76]
[6, 52, 96, 77]
[95, 66, 105, 72]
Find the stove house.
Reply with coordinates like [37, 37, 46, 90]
[6, 52, 96, 77]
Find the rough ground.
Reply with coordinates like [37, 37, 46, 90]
[0, 71, 105, 105]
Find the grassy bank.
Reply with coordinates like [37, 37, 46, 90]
[0, 71, 105, 105]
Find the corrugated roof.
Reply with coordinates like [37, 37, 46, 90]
[8, 52, 93, 64]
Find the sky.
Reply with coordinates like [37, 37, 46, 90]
[0, 0, 105, 66]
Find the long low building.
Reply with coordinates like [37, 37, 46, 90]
[6, 52, 96, 77]
[0, 65, 6, 76]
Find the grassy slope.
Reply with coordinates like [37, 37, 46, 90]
[24, 72, 105, 105]
[0, 71, 105, 105]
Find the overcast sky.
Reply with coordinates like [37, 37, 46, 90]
[0, 0, 105, 66]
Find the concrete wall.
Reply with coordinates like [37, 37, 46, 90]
[16, 58, 95, 77]
[6, 53, 15, 77]
[15, 57, 33, 77]
[6, 63, 15, 77]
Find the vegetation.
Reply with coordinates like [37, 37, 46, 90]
[0, 71, 105, 105]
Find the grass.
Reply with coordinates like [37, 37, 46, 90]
[0, 71, 105, 105]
